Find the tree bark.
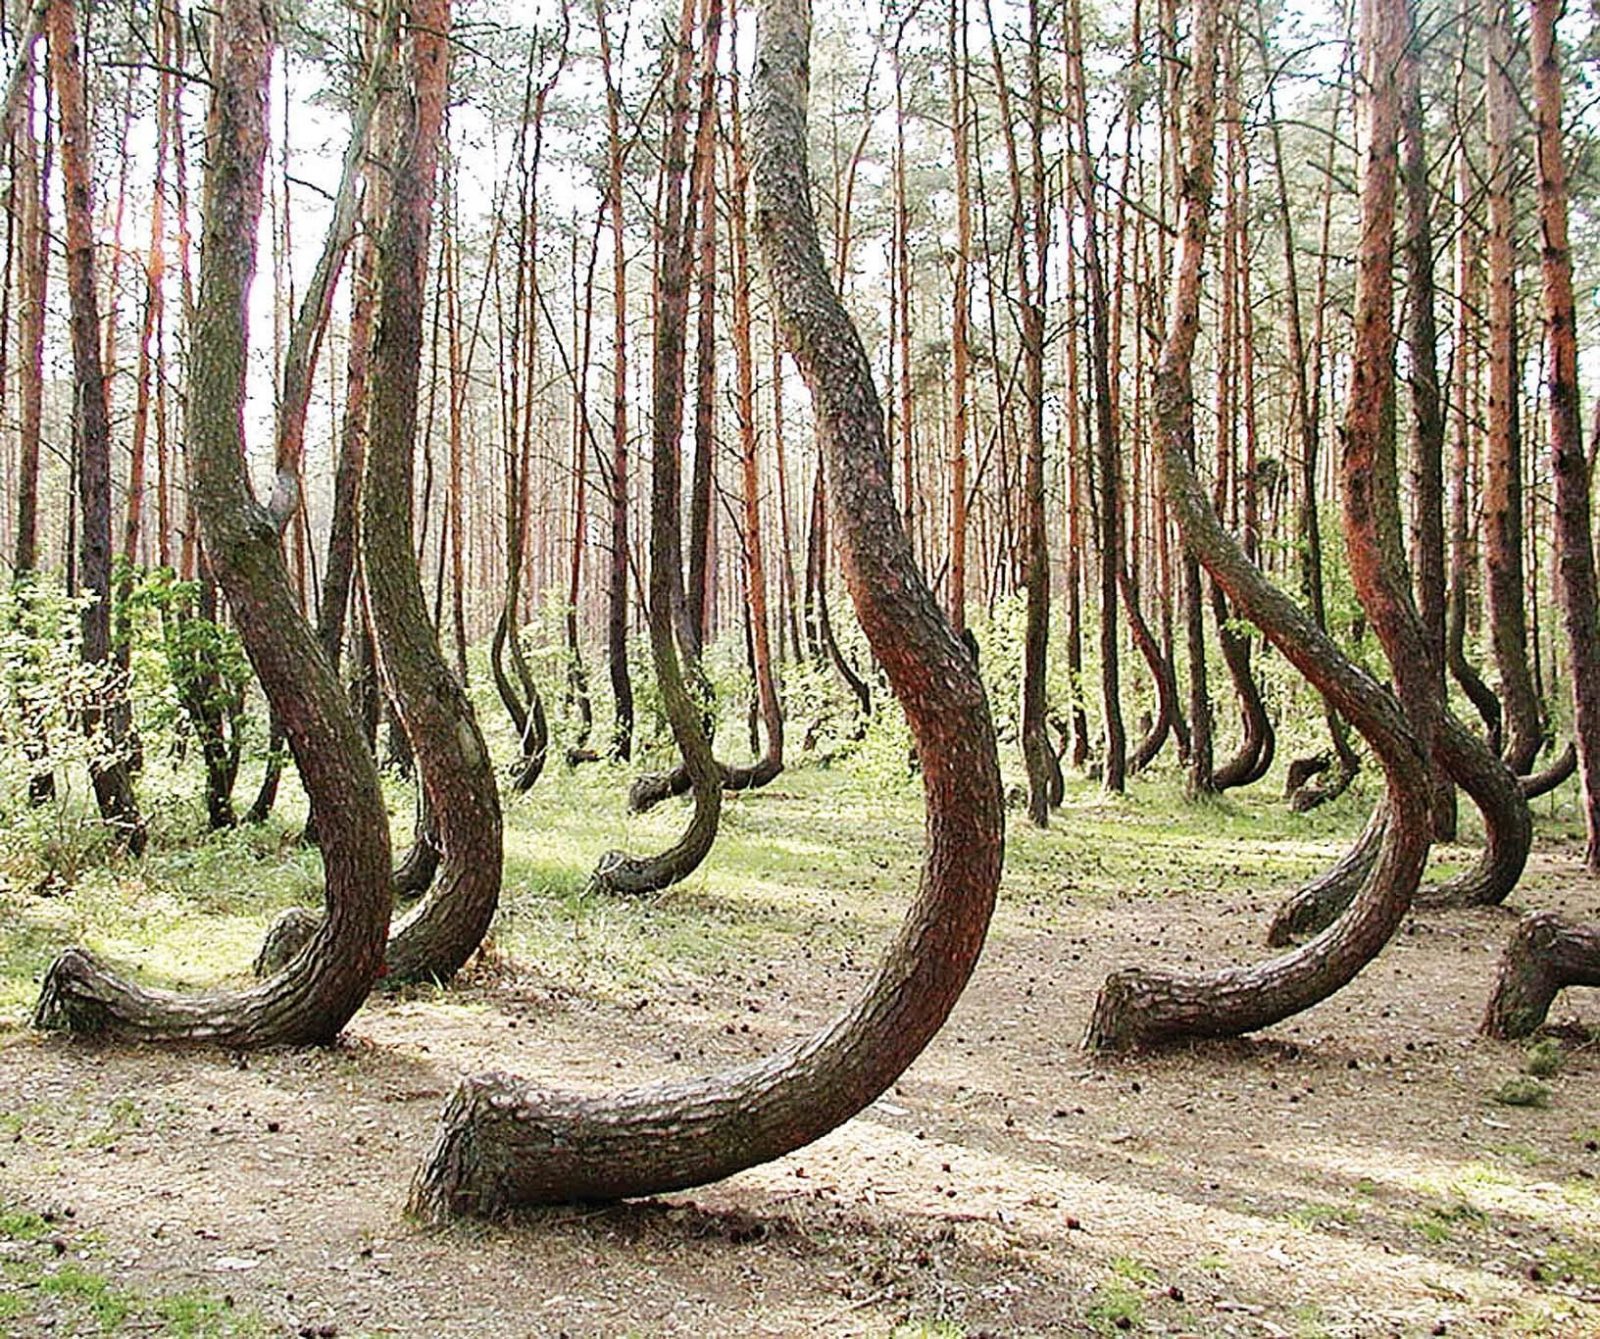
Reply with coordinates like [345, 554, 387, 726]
[49, 0, 144, 851]
[34, 0, 393, 1046]
[359, 0, 501, 984]
[590, 0, 723, 896]
[1400, 12, 1453, 838]
[408, 0, 1001, 1213]
[1481, 911, 1600, 1040]
[1085, 0, 1433, 1052]
[596, 0, 634, 762]
[1530, 0, 1600, 872]
[10, 32, 42, 576]
[1482, 0, 1543, 776]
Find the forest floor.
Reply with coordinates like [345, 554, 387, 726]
[1, 754, 1598, 1338]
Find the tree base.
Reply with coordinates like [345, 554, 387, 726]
[1481, 912, 1600, 1039]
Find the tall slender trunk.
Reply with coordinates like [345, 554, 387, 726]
[1400, 23, 1452, 837]
[596, 0, 634, 761]
[360, 0, 502, 982]
[591, 0, 723, 895]
[1483, 0, 1542, 774]
[1066, 0, 1126, 792]
[11, 36, 42, 576]
[48, 0, 144, 851]
[946, 0, 970, 636]
[728, 12, 782, 781]
[684, 0, 722, 659]
[1530, 0, 1600, 872]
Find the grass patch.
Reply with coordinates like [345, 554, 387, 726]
[1492, 1078, 1552, 1108]
[1541, 1244, 1600, 1286]
[1086, 1280, 1144, 1334]
[1524, 1039, 1564, 1079]
[0, 1202, 51, 1241]
[1411, 1199, 1489, 1244]
[39, 1262, 134, 1331]
[1286, 1201, 1360, 1230]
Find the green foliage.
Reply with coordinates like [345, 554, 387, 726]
[1493, 1078, 1553, 1108]
[0, 581, 133, 885]
[1524, 1039, 1565, 1079]
[0, 1194, 269, 1336]
[116, 562, 251, 751]
[1086, 1279, 1144, 1334]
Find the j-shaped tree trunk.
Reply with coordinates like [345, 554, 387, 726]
[407, 0, 1002, 1214]
[1122, 564, 1179, 775]
[1265, 0, 1530, 952]
[1400, 11, 1453, 840]
[626, 80, 788, 831]
[590, 0, 723, 896]
[1481, 912, 1600, 1040]
[359, 0, 501, 984]
[1085, 0, 1433, 1052]
[1208, 581, 1274, 792]
[1530, 0, 1600, 872]
[1266, 706, 1531, 943]
[33, 0, 393, 1045]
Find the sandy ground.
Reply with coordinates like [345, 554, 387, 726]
[1, 828, 1597, 1337]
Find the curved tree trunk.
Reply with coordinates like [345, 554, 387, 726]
[590, 0, 723, 897]
[1521, 741, 1575, 799]
[728, 40, 784, 793]
[1208, 581, 1274, 792]
[1183, 550, 1216, 798]
[490, 607, 548, 793]
[1287, 708, 1359, 811]
[1269, 707, 1531, 943]
[359, 0, 501, 985]
[391, 786, 441, 901]
[1481, 912, 1600, 1040]
[1085, 0, 1433, 1052]
[1121, 564, 1178, 775]
[34, 0, 392, 1045]
[1400, 16, 1453, 840]
[407, 0, 1002, 1215]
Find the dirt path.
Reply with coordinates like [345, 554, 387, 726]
[2, 829, 1597, 1337]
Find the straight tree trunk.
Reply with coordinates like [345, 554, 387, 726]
[48, 0, 144, 851]
[727, 16, 782, 784]
[1066, 0, 1126, 793]
[597, 0, 634, 761]
[1483, 0, 1543, 775]
[11, 34, 42, 576]
[1530, 0, 1600, 872]
[684, 0, 722, 659]
[946, 0, 970, 636]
